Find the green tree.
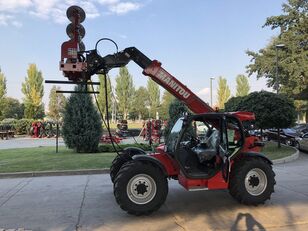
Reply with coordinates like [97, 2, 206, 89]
[236, 74, 250, 97]
[147, 79, 160, 118]
[115, 67, 134, 119]
[0, 69, 7, 119]
[62, 85, 102, 153]
[97, 74, 112, 119]
[216, 76, 231, 109]
[164, 99, 190, 142]
[159, 90, 175, 120]
[21, 64, 44, 119]
[1, 97, 24, 119]
[0, 68, 6, 100]
[246, 0, 308, 100]
[237, 91, 296, 147]
[48, 86, 67, 121]
[225, 96, 246, 112]
[130, 86, 149, 120]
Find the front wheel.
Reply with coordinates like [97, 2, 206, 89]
[114, 161, 168, 215]
[229, 157, 276, 205]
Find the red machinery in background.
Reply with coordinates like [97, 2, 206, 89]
[140, 119, 162, 144]
[58, 6, 274, 216]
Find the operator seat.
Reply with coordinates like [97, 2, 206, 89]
[192, 130, 219, 163]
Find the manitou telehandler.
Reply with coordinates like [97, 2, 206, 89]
[58, 6, 275, 215]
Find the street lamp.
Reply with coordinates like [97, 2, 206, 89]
[275, 44, 285, 148]
[210, 77, 215, 107]
[275, 44, 285, 93]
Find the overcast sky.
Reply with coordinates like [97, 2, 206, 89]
[0, 0, 286, 108]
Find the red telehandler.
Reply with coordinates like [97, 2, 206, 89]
[59, 6, 275, 215]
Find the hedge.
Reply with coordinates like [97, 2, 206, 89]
[98, 143, 152, 153]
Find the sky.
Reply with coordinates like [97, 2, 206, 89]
[0, 0, 286, 110]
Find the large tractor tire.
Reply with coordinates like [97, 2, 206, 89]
[114, 161, 168, 215]
[229, 157, 275, 205]
[110, 147, 146, 183]
[110, 154, 131, 183]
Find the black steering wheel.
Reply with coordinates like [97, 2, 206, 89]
[184, 135, 200, 148]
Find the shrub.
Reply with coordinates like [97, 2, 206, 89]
[98, 143, 152, 152]
[14, 119, 33, 135]
[62, 85, 102, 153]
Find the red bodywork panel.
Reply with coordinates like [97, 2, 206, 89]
[150, 145, 179, 176]
[230, 111, 255, 121]
[150, 147, 228, 190]
[143, 61, 214, 114]
[178, 171, 228, 190]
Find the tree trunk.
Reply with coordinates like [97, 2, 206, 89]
[277, 128, 281, 148]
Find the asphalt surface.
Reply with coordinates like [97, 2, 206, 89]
[0, 137, 143, 150]
[1, 152, 308, 231]
[0, 137, 65, 150]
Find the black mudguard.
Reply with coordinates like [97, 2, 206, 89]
[123, 147, 147, 156]
[132, 155, 168, 176]
[240, 152, 273, 165]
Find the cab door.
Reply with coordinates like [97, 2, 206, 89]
[220, 115, 245, 181]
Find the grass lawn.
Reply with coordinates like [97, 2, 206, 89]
[0, 146, 116, 173]
[108, 122, 143, 129]
[0, 141, 296, 173]
[261, 141, 296, 160]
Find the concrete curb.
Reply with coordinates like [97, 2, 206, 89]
[272, 146, 299, 164]
[0, 168, 110, 179]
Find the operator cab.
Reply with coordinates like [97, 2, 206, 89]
[167, 113, 244, 179]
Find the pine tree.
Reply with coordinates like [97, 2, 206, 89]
[236, 74, 250, 97]
[21, 64, 44, 119]
[115, 67, 134, 119]
[0, 68, 7, 119]
[62, 85, 102, 153]
[147, 79, 160, 118]
[216, 76, 231, 109]
[0, 68, 6, 100]
[48, 86, 67, 121]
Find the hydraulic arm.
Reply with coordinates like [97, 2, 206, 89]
[59, 5, 256, 122]
[79, 47, 214, 114]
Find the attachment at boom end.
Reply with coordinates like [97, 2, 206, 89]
[60, 5, 88, 82]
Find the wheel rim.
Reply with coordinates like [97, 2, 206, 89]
[245, 168, 267, 196]
[127, 174, 157, 205]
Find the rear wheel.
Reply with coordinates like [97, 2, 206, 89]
[114, 161, 168, 215]
[229, 157, 275, 205]
[110, 148, 146, 183]
[110, 154, 130, 183]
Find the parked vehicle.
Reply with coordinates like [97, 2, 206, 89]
[59, 6, 276, 215]
[293, 124, 308, 136]
[263, 128, 300, 146]
[295, 133, 308, 151]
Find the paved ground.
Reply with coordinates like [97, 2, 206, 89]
[1, 152, 308, 231]
[0, 138, 65, 150]
[0, 137, 144, 150]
